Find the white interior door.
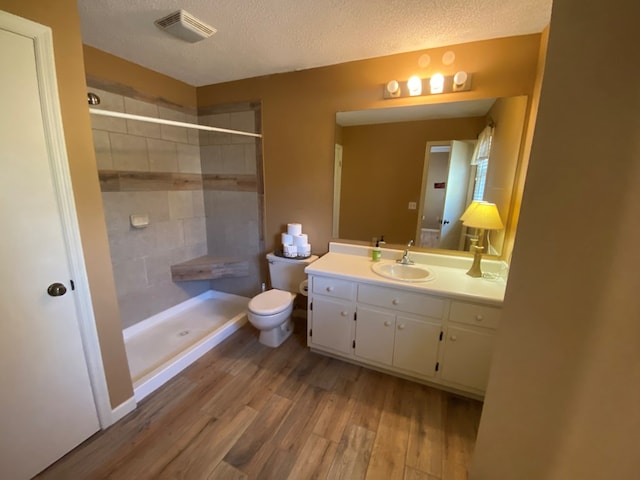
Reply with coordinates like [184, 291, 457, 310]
[438, 140, 472, 249]
[0, 17, 100, 480]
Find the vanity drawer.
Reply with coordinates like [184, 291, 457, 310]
[449, 301, 501, 329]
[312, 276, 356, 301]
[357, 284, 445, 318]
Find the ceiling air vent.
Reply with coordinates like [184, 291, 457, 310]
[154, 10, 216, 43]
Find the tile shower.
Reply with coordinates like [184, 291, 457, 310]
[90, 83, 263, 397]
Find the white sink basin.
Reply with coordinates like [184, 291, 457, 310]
[371, 262, 434, 282]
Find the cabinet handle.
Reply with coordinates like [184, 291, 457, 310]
[392, 299, 399, 305]
[450, 335, 457, 341]
[384, 320, 392, 327]
[326, 286, 334, 292]
[475, 315, 483, 322]
[398, 324, 405, 330]
[340, 311, 348, 316]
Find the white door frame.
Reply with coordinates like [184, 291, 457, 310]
[332, 144, 343, 238]
[1, 10, 114, 428]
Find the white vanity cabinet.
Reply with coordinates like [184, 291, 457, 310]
[308, 276, 445, 379]
[305, 246, 506, 398]
[393, 315, 442, 376]
[355, 284, 444, 377]
[355, 307, 441, 376]
[308, 276, 356, 355]
[352, 306, 395, 364]
[439, 301, 501, 392]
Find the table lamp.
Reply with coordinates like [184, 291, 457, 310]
[461, 202, 504, 277]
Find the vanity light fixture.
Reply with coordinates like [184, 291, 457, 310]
[453, 71, 469, 91]
[382, 71, 472, 99]
[430, 73, 445, 94]
[461, 202, 504, 277]
[407, 75, 422, 96]
[386, 80, 401, 97]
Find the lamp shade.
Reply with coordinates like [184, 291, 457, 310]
[461, 202, 503, 230]
[459, 200, 483, 222]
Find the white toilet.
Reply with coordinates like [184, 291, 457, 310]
[247, 252, 318, 347]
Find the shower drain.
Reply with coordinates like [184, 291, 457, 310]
[178, 330, 190, 337]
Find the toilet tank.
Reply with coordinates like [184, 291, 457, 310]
[267, 252, 318, 292]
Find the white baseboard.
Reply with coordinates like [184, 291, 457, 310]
[108, 396, 137, 426]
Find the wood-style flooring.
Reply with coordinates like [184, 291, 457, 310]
[37, 320, 482, 480]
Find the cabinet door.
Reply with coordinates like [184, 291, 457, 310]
[441, 325, 495, 391]
[311, 296, 354, 354]
[354, 306, 395, 365]
[393, 316, 441, 377]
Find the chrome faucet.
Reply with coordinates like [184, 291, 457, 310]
[397, 240, 415, 265]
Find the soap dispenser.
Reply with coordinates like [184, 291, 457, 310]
[372, 240, 381, 262]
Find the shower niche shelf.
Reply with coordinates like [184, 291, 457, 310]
[170, 255, 249, 282]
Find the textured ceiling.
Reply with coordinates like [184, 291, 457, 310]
[77, 0, 553, 87]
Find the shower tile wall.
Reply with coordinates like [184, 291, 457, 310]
[199, 109, 264, 297]
[91, 87, 208, 329]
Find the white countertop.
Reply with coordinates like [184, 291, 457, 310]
[305, 245, 507, 305]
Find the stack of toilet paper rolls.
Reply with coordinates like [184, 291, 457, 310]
[281, 223, 311, 258]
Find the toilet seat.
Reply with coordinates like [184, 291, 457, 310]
[248, 289, 293, 316]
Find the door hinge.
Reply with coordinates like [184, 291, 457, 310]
[310, 302, 313, 311]
[354, 312, 357, 321]
[435, 362, 440, 372]
[309, 329, 312, 337]
[70, 279, 75, 291]
[439, 331, 443, 341]
[352, 340, 356, 349]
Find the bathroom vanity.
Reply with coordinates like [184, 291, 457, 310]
[305, 242, 507, 399]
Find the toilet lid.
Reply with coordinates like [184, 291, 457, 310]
[248, 289, 293, 315]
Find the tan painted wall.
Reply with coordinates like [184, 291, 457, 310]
[0, 0, 132, 407]
[483, 95, 528, 254]
[83, 45, 197, 110]
[197, 35, 541, 254]
[339, 117, 485, 243]
[471, 1, 640, 478]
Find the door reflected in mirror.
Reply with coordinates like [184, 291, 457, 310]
[334, 96, 528, 258]
[418, 141, 475, 251]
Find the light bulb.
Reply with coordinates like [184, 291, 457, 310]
[430, 73, 444, 94]
[453, 71, 468, 87]
[407, 75, 422, 96]
[386, 80, 400, 96]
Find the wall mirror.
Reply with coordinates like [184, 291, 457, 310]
[333, 95, 528, 258]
